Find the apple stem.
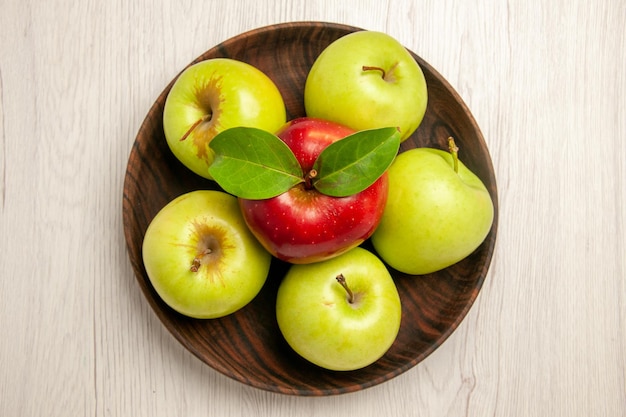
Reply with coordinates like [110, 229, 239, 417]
[362, 65, 386, 80]
[180, 114, 211, 142]
[336, 274, 354, 304]
[304, 169, 318, 189]
[448, 137, 459, 173]
[190, 248, 212, 272]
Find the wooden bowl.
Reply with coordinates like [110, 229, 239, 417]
[123, 22, 498, 396]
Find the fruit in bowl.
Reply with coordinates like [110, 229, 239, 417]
[209, 117, 401, 264]
[276, 247, 402, 371]
[304, 31, 428, 141]
[162, 58, 287, 179]
[371, 138, 495, 275]
[141, 190, 272, 319]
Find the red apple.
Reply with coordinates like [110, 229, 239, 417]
[238, 117, 389, 264]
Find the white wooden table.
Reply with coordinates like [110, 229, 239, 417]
[1, 0, 624, 415]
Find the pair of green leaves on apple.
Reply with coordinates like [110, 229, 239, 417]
[208, 126, 401, 199]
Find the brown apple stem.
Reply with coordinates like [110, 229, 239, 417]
[180, 114, 211, 142]
[362, 65, 386, 79]
[190, 248, 212, 272]
[336, 274, 354, 304]
[304, 169, 318, 189]
[448, 137, 459, 173]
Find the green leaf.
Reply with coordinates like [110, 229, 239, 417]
[208, 127, 303, 199]
[312, 127, 401, 197]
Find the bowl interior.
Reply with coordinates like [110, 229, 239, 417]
[122, 21, 498, 396]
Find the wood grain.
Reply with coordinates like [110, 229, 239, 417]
[1, 0, 624, 415]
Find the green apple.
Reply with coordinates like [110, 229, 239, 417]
[142, 190, 272, 319]
[371, 139, 494, 275]
[304, 31, 427, 141]
[276, 247, 401, 371]
[163, 58, 287, 179]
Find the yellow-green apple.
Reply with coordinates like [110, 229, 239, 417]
[163, 58, 286, 179]
[237, 118, 390, 264]
[371, 139, 494, 275]
[141, 190, 271, 319]
[304, 31, 427, 141]
[276, 247, 402, 371]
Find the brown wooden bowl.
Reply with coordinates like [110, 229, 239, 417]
[123, 22, 498, 396]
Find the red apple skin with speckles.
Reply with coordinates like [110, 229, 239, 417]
[238, 117, 388, 264]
